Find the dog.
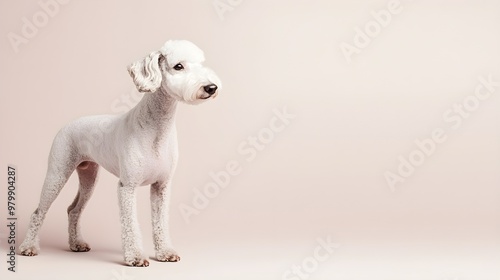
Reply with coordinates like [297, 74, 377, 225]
[19, 40, 221, 267]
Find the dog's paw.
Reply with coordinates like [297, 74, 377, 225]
[70, 242, 91, 252]
[156, 249, 181, 262]
[20, 246, 39, 256]
[125, 257, 150, 267]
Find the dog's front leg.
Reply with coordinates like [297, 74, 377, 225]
[118, 181, 149, 267]
[151, 181, 180, 262]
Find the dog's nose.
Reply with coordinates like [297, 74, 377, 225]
[203, 84, 218, 95]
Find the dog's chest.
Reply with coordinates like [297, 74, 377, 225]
[137, 135, 178, 185]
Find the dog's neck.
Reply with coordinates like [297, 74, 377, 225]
[130, 89, 178, 137]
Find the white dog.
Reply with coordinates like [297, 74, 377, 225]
[19, 40, 221, 267]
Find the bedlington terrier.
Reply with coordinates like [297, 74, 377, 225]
[19, 40, 221, 267]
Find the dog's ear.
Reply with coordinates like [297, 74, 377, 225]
[127, 51, 164, 93]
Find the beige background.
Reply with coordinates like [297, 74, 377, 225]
[1, 0, 500, 279]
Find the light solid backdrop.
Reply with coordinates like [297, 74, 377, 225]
[1, 1, 500, 279]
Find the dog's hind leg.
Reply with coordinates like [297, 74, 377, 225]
[67, 161, 99, 252]
[19, 132, 79, 256]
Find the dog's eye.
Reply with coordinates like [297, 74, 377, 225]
[173, 63, 184, 71]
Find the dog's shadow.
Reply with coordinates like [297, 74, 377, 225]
[63, 247, 124, 265]
[35, 242, 126, 265]
[19, 243, 177, 266]
[63, 247, 173, 266]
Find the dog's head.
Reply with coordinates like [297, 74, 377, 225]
[127, 40, 221, 104]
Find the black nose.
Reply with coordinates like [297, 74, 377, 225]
[204, 84, 218, 95]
